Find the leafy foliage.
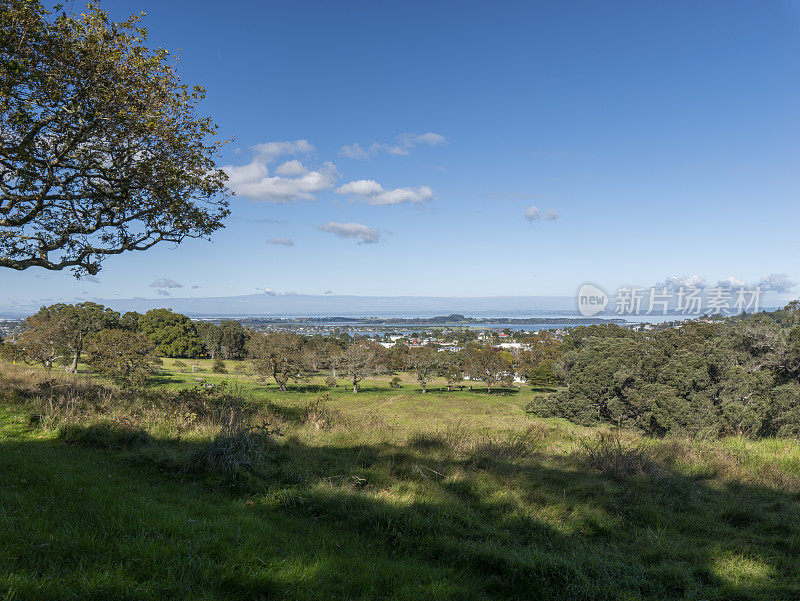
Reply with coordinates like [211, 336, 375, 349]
[463, 343, 514, 392]
[85, 328, 160, 386]
[247, 331, 309, 391]
[138, 308, 202, 358]
[0, 0, 229, 274]
[528, 314, 800, 438]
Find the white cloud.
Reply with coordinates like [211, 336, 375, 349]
[758, 273, 796, 293]
[82, 275, 101, 283]
[397, 132, 446, 147]
[524, 206, 540, 221]
[225, 160, 337, 203]
[274, 159, 307, 177]
[266, 237, 295, 246]
[382, 144, 409, 156]
[371, 186, 434, 206]
[716, 276, 747, 289]
[252, 140, 314, 161]
[655, 275, 708, 292]
[339, 143, 370, 160]
[339, 131, 446, 160]
[337, 179, 384, 196]
[223, 141, 336, 203]
[224, 160, 268, 189]
[264, 288, 279, 296]
[524, 205, 559, 223]
[317, 221, 381, 244]
[652, 273, 796, 293]
[156, 289, 170, 296]
[150, 278, 184, 289]
[336, 179, 434, 205]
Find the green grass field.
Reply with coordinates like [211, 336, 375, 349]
[0, 360, 798, 600]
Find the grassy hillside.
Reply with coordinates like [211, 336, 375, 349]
[0, 361, 798, 600]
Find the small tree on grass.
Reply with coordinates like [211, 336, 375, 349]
[439, 352, 465, 386]
[212, 357, 227, 374]
[338, 341, 381, 393]
[248, 332, 308, 391]
[17, 302, 121, 372]
[407, 346, 442, 393]
[16, 306, 70, 371]
[464, 344, 514, 393]
[85, 330, 161, 387]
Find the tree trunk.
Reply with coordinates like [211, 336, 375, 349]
[422, 382, 427, 393]
[66, 350, 80, 374]
[353, 379, 358, 393]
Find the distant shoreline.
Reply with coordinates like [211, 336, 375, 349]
[231, 314, 625, 326]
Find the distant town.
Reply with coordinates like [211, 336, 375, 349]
[0, 312, 729, 345]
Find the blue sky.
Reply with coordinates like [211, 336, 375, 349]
[2, 0, 800, 310]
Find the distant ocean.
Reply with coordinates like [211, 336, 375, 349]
[0, 291, 784, 322]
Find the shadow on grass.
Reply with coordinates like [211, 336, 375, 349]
[261, 401, 305, 423]
[147, 373, 186, 386]
[3, 421, 799, 600]
[414, 387, 523, 396]
[283, 384, 331, 394]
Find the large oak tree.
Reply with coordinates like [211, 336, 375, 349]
[0, 1, 229, 275]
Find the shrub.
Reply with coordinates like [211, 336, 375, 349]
[0, 342, 25, 364]
[325, 375, 337, 389]
[189, 413, 273, 475]
[580, 430, 661, 481]
[231, 362, 250, 375]
[408, 423, 547, 461]
[472, 425, 547, 461]
[526, 391, 600, 426]
[212, 357, 227, 373]
[301, 396, 342, 430]
[389, 376, 402, 389]
[166, 383, 254, 427]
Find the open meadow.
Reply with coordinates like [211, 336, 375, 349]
[0, 359, 798, 600]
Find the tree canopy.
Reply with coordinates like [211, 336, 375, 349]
[248, 331, 309, 392]
[138, 308, 202, 358]
[0, 0, 229, 275]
